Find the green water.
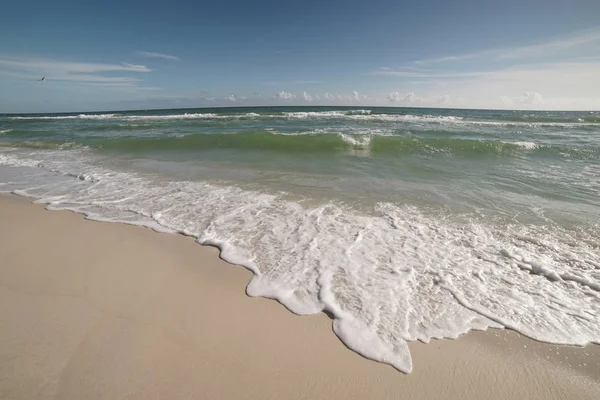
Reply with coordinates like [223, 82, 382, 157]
[1, 106, 599, 373]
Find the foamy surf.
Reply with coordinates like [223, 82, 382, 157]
[1, 147, 599, 373]
[504, 141, 539, 150]
[8, 110, 600, 128]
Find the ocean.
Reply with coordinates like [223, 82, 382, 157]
[1, 106, 598, 372]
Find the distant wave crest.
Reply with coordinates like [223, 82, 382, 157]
[9, 110, 600, 127]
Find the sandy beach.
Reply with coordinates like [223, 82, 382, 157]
[0, 194, 598, 400]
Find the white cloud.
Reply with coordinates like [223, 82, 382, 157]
[387, 92, 402, 102]
[498, 92, 544, 107]
[135, 51, 180, 61]
[387, 92, 420, 103]
[320, 92, 368, 102]
[302, 91, 312, 101]
[274, 91, 296, 100]
[519, 91, 544, 105]
[120, 63, 150, 72]
[228, 94, 237, 101]
[0, 55, 153, 90]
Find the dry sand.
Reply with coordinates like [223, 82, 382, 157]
[0, 194, 598, 399]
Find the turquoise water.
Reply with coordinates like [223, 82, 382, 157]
[1, 106, 599, 372]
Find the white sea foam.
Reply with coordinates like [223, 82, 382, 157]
[9, 113, 218, 121]
[10, 114, 118, 120]
[280, 112, 464, 123]
[282, 111, 349, 118]
[121, 113, 219, 120]
[8, 112, 263, 122]
[344, 109, 372, 115]
[505, 141, 539, 150]
[277, 112, 600, 128]
[0, 129, 12, 135]
[338, 133, 372, 147]
[0, 153, 42, 168]
[1, 148, 599, 374]
[8, 111, 600, 128]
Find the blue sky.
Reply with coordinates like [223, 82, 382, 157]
[1, 0, 600, 112]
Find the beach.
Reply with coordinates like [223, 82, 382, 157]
[1, 194, 598, 399]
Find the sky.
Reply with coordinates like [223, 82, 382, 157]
[1, 0, 600, 112]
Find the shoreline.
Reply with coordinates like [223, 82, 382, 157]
[1, 193, 599, 399]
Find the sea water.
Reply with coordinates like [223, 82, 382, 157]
[1, 106, 598, 372]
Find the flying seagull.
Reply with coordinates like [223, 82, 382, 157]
[38, 76, 45, 81]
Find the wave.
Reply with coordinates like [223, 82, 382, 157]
[92, 132, 595, 159]
[473, 113, 600, 124]
[9, 114, 118, 120]
[1, 150, 598, 374]
[508, 141, 538, 150]
[0, 129, 12, 135]
[8, 110, 371, 121]
[9, 110, 600, 128]
[9, 113, 218, 121]
[339, 113, 600, 127]
[77, 124, 155, 132]
[0, 141, 89, 150]
[1, 132, 594, 159]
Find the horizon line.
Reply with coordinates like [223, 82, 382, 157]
[2, 104, 599, 115]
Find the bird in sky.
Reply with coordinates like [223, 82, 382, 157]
[38, 76, 45, 82]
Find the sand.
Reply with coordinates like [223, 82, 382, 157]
[0, 194, 598, 399]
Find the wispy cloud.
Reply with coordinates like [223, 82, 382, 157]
[372, 69, 491, 79]
[0, 57, 150, 73]
[0, 55, 153, 90]
[371, 29, 600, 109]
[381, 61, 600, 109]
[414, 29, 600, 65]
[135, 51, 181, 61]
